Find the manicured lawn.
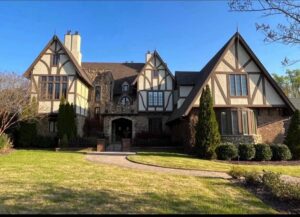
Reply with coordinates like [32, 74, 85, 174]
[128, 152, 300, 177]
[0, 150, 276, 214]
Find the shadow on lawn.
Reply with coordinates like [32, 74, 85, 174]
[0, 181, 273, 214]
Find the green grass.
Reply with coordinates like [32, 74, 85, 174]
[0, 150, 276, 214]
[128, 152, 300, 177]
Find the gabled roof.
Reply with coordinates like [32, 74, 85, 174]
[81, 62, 144, 94]
[23, 35, 92, 86]
[132, 50, 175, 85]
[175, 71, 201, 86]
[167, 32, 296, 124]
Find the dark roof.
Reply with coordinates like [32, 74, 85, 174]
[175, 71, 201, 86]
[82, 62, 144, 94]
[289, 98, 300, 110]
[167, 32, 296, 123]
[23, 35, 92, 86]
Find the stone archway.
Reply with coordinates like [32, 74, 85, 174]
[111, 118, 133, 143]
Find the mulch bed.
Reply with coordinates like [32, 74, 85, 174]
[0, 148, 14, 156]
[215, 159, 300, 166]
[232, 179, 300, 214]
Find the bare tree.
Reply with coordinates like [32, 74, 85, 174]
[0, 72, 42, 136]
[228, 0, 300, 65]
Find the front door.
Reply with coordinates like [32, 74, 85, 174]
[112, 118, 132, 143]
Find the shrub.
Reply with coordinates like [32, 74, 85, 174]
[284, 109, 300, 160]
[0, 133, 13, 153]
[254, 144, 272, 161]
[270, 144, 292, 161]
[60, 134, 69, 147]
[229, 167, 247, 179]
[238, 143, 256, 161]
[33, 135, 56, 148]
[244, 170, 262, 186]
[262, 171, 300, 201]
[215, 142, 238, 160]
[17, 121, 37, 147]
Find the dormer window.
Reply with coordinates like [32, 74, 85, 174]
[52, 53, 60, 66]
[122, 82, 129, 92]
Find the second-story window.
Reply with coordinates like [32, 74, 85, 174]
[229, 74, 248, 96]
[148, 91, 163, 106]
[40, 76, 67, 100]
[122, 82, 129, 92]
[119, 96, 131, 106]
[52, 53, 60, 66]
[95, 85, 101, 102]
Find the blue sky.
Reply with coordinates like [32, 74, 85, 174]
[0, 0, 299, 75]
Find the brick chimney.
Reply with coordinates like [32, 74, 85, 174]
[64, 30, 82, 66]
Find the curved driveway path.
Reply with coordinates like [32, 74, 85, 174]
[86, 154, 231, 179]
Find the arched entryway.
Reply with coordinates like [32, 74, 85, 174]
[111, 118, 132, 143]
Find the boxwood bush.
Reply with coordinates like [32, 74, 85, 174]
[238, 143, 256, 161]
[254, 144, 272, 161]
[215, 142, 238, 160]
[270, 144, 292, 161]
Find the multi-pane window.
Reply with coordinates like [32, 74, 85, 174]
[119, 96, 131, 106]
[149, 118, 162, 135]
[229, 74, 248, 96]
[148, 91, 163, 106]
[52, 54, 60, 66]
[40, 76, 67, 100]
[219, 109, 256, 135]
[95, 85, 101, 102]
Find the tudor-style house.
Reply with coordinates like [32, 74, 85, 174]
[24, 31, 296, 150]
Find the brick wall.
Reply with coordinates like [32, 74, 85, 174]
[257, 108, 290, 144]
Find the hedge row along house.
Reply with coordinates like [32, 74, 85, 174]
[23, 31, 296, 150]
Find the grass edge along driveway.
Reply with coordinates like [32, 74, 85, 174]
[0, 150, 276, 214]
[127, 152, 300, 177]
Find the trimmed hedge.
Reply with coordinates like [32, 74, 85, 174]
[215, 142, 238, 160]
[270, 144, 292, 161]
[238, 144, 256, 161]
[254, 144, 272, 161]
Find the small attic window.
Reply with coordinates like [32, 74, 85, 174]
[122, 82, 129, 92]
[153, 70, 159, 78]
[52, 53, 60, 66]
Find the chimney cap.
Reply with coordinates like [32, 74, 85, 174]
[66, 30, 71, 35]
[147, 50, 151, 54]
[75, 31, 79, 35]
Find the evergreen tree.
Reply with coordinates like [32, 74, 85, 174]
[284, 110, 300, 159]
[57, 97, 67, 139]
[194, 85, 221, 159]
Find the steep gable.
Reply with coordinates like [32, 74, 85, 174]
[168, 32, 295, 123]
[23, 35, 92, 87]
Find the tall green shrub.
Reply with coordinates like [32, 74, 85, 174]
[57, 97, 77, 141]
[284, 109, 300, 159]
[195, 85, 221, 159]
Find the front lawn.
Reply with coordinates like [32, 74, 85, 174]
[127, 152, 300, 177]
[0, 150, 276, 214]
